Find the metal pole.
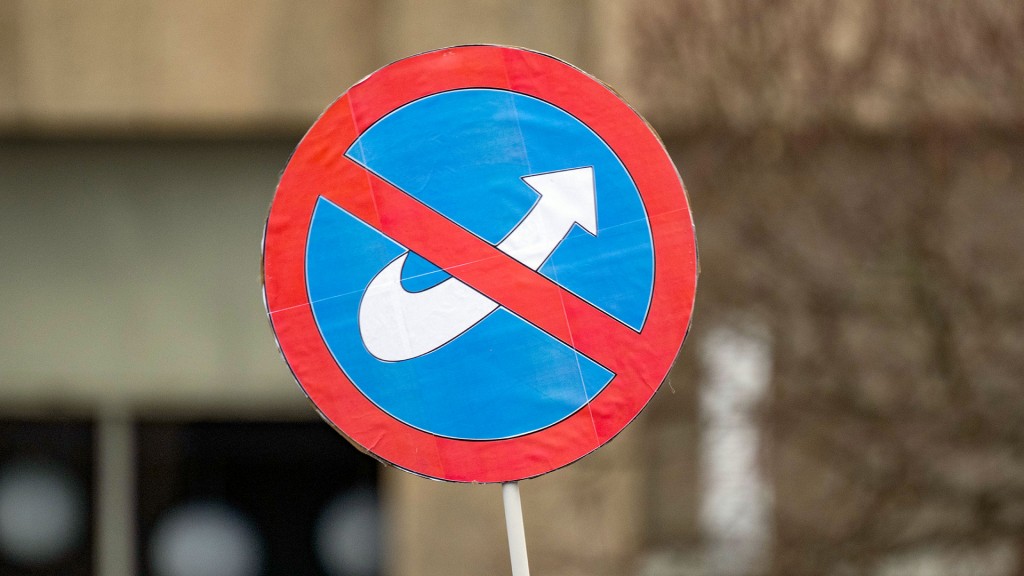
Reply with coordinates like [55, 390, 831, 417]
[502, 481, 531, 576]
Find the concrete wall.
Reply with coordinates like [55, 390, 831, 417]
[0, 0, 625, 136]
[0, 0, 633, 411]
[0, 141, 304, 417]
[0, 4, 657, 576]
[2, 2, 1023, 576]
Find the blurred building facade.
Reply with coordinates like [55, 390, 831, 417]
[1, 1, 1022, 576]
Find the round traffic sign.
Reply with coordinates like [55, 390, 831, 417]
[263, 45, 697, 482]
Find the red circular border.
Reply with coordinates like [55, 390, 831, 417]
[262, 45, 697, 482]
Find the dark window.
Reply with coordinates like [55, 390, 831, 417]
[137, 421, 379, 576]
[0, 420, 94, 576]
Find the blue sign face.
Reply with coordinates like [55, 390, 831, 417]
[305, 88, 654, 441]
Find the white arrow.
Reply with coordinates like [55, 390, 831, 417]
[358, 167, 598, 361]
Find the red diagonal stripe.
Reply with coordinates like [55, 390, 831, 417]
[319, 169, 642, 377]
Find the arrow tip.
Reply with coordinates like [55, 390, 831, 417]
[522, 167, 598, 236]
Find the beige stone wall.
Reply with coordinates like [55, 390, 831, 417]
[0, 0, 625, 135]
[3, 2, 1023, 575]
[0, 1, 373, 133]
[0, 5, 672, 576]
[0, 0, 632, 409]
[5, 0, 1023, 136]
[0, 141, 306, 417]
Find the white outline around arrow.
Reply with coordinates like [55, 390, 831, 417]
[357, 166, 598, 361]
